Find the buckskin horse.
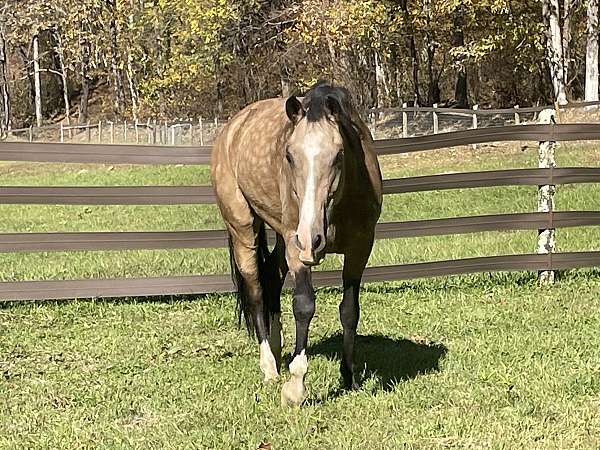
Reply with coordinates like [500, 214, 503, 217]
[211, 81, 382, 406]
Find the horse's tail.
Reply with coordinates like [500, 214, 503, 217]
[228, 223, 278, 336]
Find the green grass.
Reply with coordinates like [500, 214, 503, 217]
[1, 275, 600, 448]
[1, 142, 599, 448]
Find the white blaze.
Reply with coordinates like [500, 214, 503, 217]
[297, 137, 322, 258]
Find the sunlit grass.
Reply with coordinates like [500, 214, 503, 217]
[0, 142, 599, 448]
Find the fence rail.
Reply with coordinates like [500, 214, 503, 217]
[370, 100, 600, 116]
[1, 120, 600, 301]
[2, 212, 600, 253]
[3, 124, 600, 166]
[2, 168, 600, 205]
[2, 252, 600, 302]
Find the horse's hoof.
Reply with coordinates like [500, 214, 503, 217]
[281, 380, 305, 407]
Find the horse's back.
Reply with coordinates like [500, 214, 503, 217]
[213, 98, 287, 165]
[211, 98, 289, 232]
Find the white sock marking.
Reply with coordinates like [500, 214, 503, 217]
[259, 340, 278, 381]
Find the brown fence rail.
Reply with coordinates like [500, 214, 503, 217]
[1, 122, 600, 301]
[2, 123, 600, 164]
[0, 186, 215, 205]
[2, 212, 600, 253]
[2, 252, 599, 302]
[2, 168, 599, 206]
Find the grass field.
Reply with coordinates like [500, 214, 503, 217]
[1, 141, 599, 449]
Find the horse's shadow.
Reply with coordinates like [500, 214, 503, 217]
[306, 333, 448, 398]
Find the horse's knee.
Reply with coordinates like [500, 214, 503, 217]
[293, 294, 315, 324]
[339, 300, 359, 330]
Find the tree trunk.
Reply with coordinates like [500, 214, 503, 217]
[426, 41, 440, 105]
[214, 55, 224, 116]
[543, 0, 568, 104]
[280, 67, 291, 98]
[107, 0, 125, 115]
[400, 0, 421, 105]
[452, 5, 468, 108]
[79, 22, 91, 125]
[53, 29, 70, 126]
[562, 0, 572, 86]
[0, 22, 10, 133]
[586, 0, 599, 102]
[374, 50, 389, 108]
[126, 0, 139, 120]
[126, 54, 139, 120]
[33, 34, 42, 127]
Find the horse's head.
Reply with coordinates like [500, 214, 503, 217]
[284, 85, 351, 266]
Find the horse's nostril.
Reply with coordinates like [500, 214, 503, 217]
[293, 234, 305, 251]
[312, 234, 323, 251]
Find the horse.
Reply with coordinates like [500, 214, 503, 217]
[210, 81, 382, 406]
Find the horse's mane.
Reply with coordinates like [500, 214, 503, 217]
[302, 80, 353, 123]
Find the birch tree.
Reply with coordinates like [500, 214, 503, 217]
[32, 33, 42, 126]
[0, 19, 10, 133]
[586, 0, 599, 102]
[543, 0, 568, 104]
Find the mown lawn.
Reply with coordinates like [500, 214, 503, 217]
[0, 141, 599, 449]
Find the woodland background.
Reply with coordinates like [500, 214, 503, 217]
[0, 0, 598, 131]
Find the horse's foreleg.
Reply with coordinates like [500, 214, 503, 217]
[281, 265, 314, 407]
[340, 241, 372, 390]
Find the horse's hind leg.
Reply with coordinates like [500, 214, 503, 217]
[339, 238, 373, 389]
[265, 234, 288, 371]
[229, 222, 279, 383]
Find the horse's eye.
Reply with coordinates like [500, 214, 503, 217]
[334, 151, 344, 166]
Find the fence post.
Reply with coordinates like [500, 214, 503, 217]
[29, 125, 33, 142]
[190, 122, 194, 145]
[135, 120, 139, 144]
[98, 120, 103, 143]
[402, 103, 408, 138]
[123, 121, 128, 143]
[514, 105, 520, 125]
[199, 117, 204, 145]
[110, 121, 115, 144]
[147, 119, 151, 144]
[472, 104, 479, 149]
[538, 108, 557, 284]
[433, 103, 439, 134]
[60, 123, 64, 143]
[171, 124, 176, 145]
[87, 123, 91, 142]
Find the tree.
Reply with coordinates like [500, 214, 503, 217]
[0, 17, 10, 133]
[586, 0, 599, 102]
[543, 0, 568, 104]
[452, 4, 468, 107]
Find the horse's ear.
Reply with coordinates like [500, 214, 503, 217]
[325, 94, 344, 119]
[286, 96, 305, 124]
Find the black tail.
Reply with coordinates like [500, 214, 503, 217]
[228, 224, 282, 336]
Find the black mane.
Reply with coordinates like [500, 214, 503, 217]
[302, 80, 353, 123]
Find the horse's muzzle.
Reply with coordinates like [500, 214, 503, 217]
[294, 232, 326, 266]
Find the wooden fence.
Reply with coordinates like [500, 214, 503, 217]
[1, 121, 600, 301]
[5, 100, 600, 145]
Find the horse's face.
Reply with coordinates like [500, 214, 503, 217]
[284, 96, 345, 266]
